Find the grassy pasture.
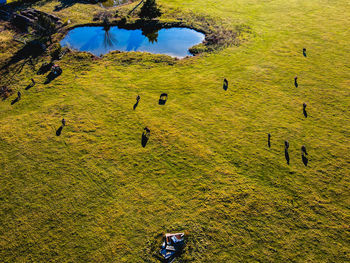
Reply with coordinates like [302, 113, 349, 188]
[0, 0, 349, 262]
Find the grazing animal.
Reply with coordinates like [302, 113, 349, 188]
[62, 118, 66, 127]
[303, 48, 307, 57]
[285, 140, 290, 165]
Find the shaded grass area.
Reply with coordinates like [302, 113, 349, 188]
[0, 23, 21, 67]
[0, 0, 350, 262]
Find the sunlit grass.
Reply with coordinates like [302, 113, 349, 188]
[0, 0, 349, 262]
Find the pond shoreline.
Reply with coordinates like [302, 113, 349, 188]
[57, 19, 209, 59]
[60, 23, 206, 58]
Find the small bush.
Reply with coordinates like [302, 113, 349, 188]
[50, 43, 61, 61]
[119, 17, 127, 25]
[139, 0, 161, 20]
[93, 11, 113, 22]
[0, 86, 13, 100]
[189, 43, 208, 55]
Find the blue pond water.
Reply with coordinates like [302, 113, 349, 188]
[60, 26, 205, 58]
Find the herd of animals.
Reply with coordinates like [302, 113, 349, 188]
[4, 38, 318, 262]
[9, 48, 310, 173]
[137, 48, 310, 167]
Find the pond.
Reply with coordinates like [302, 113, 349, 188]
[60, 26, 205, 58]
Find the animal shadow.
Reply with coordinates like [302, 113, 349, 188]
[45, 71, 60, 84]
[56, 126, 63, 136]
[37, 62, 53, 75]
[11, 97, 19, 105]
[25, 84, 33, 90]
[141, 127, 150, 147]
[25, 79, 35, 90]
[302, 154, 308, 166]
[158, 93, 168, 105]
[133, 101, 139, 110]
[303, 103, 307, 118]
[303, 48, 307, 57]
[285, 149, 290, 165]
[133, 95, 140, 110]
[303, 109, 307, 118]
[223, 78, 228, 91]
[301, 145, 308, 166]
[294, 77, 298, 88]
[268, 133, 271, 148]
[284, 141, 290, 165]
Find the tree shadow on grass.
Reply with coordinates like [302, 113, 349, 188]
[0, 40, 46, 72]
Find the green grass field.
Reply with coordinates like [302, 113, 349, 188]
[0, 0, 349, 262]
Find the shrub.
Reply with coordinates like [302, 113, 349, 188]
[0, 86, 12, 100]
[35, 13, 57, 43]
[93, 10, 113, 22]
[139, 0, 161, 20]
[50, 43, 61, 61]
